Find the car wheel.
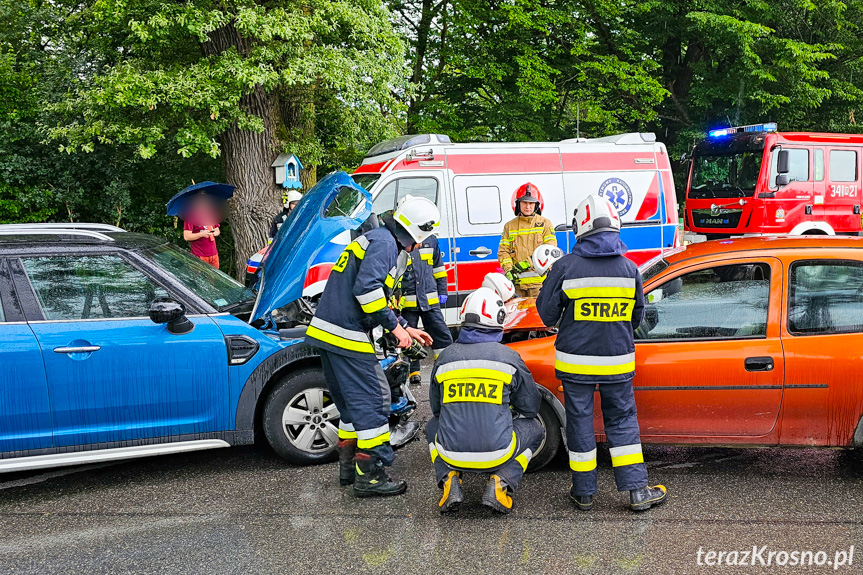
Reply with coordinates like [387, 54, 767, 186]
[262, 368, 340, 465]
[527, 400, 562, 472]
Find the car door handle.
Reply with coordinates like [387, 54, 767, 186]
[744, 356, 774, 372]
[54, 345, 101, 354]
[469, 247, 492, 257]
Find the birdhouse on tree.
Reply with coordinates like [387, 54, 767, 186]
[271, 153, 304, 189]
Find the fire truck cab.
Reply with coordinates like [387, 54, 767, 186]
[352, 133, 679, 322]
[684, 124, 863, 242]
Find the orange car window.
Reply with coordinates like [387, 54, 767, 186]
[788, 260, 863, 335]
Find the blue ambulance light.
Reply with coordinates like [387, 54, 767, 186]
[708, 123, 777, 138]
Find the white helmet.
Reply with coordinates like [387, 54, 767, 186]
[394, 195, 441, 243]
[532, 244, 564, 276]
[284, 190, 303, 207]
[573, 194, 620, 239]
[459, 287, 506, 330]
[482, 272, 516, 302]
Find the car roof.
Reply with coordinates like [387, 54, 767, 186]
[0, 230, 169, 252]
[665, 235, 863, 266]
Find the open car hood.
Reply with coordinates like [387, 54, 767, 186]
[251, 172, 372, 321]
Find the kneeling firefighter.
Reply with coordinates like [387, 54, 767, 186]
[306, 196, 438, 497]
[536, 195, 667, 512]
[425, 287, 545, 514]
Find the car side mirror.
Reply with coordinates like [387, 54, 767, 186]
[775, 174, 789, 187]
[777, 149, 790, 174]
[149, 297, 194, 335]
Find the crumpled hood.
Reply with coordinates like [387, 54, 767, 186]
[251, 171, 371, 321]
[457, 326, 504, 344]
[573, 231, 629, 258]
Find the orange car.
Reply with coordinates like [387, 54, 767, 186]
[509, 236, 863, 470]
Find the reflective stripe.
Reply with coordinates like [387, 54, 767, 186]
[428, 442, 439, 462]
[433, 266, 447, 279]
[357, 423, 391, 449]
[338, 428, 357, 439]
[507, 228, 544, 237]
[500, 239, 512, 246]
[610, 444, 644, 467]
[339, 422, 355, 431]
[307, 317, 374, 354]
[357, 287, 387, 313]
[397, 213, 412, 228]
[345, 240, 368, 260]
[355, 236, 370, 249]
[435, 432, 517, 470]
[569, 448, 598, 472]
[426, 292, 439, 305]
[419, 248, 434, 264]
[515, 448, 533, 471]
[516, 274, 545, 285]
[436, 360, 516, 378]
[385, 271, 396, 289]
[500, 257, 513, 265]
[555, 350, 635, 375]
[543, 234, 556, 242]
[562, 277, 636, 300]
[401, 294, 418, 308]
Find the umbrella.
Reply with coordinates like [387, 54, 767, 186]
[166, 181, 235, 217]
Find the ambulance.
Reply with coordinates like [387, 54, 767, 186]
[254, 132, 680, 323]
[684, 123, 863, 242]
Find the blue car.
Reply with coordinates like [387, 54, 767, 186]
[0, 172, 371, 473]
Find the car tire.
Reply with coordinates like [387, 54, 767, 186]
[526, 400, 562, 472]
[262, 368, 340, 465]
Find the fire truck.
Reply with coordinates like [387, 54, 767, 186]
[684, 123, 863, 242]
[250, 132, 680, 323]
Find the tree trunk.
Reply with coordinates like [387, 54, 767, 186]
[279, 88, 317, 189]
[203, 24, 282, 279]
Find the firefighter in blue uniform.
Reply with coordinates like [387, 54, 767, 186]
[536, 195, 668, 512]
[306, 195, 440, 497]
[425, 287, 544, 514]
[400, 234, 453, 385]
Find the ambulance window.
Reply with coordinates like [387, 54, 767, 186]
[829, 150, 858, 182]
[636, 263, 770, 340]
[769, 148, 809, 188]
[814, 149, 824, 182]
[466, 186, 502, 224]
[396, 178, 438, 205]
[788, 261, 863, 335]
[373, 181, 398, 213]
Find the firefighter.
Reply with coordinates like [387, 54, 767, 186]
[498, 183, 557, 298]
[536, 195, 668, 512]
[399, 231, 453, 386]
[425, 287, 545, 514]
[269, 190, 303, 242]
[305, 195, 439, 497]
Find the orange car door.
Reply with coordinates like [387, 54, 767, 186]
[618, 257, 785, 439]
[779, 256, 863, 446]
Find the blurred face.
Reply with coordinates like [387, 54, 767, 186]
[519, 200, 536, 216]
[288, 201, 298, 210]
[405, 242, 420, 252]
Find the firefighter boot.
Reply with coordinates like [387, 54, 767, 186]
[629, 485, 668, 512]
[481, 474, 513, 514]
[353, 449, 407, 498]
[338, 439, 356, 486]
[438, 471, 464, 514]
[409, 371, 422, 386]
[569, 484, 593, 511]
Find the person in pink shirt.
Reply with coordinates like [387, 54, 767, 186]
[182, 194, 222, 268]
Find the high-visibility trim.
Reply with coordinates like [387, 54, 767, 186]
[360, 298, 387, 313]
[507, 228, 544, 237]
[385, 273, 396, 289]
[435, 432, 517, 470]
[307, 317, 374, 354]
[345, 239, 368, 260]
[419, 248, 434, 264]
[401, 294, 418, 308]
[397, 213, 412, 228]
[338, 428, 357, 439]
[569, 448, 597, 472]
[515, 448, 533, 471]
[573, 298, 634, 322]
[435, 360, 516, 379]
[500, 239, 512, 246]
[562, 277, 636, 300]
[543, 234, 557, 242]
[356, 287, 386, 307]
[610, 444, 644, 467]
[500, 257, 513, 265]
[516, 274, 545, 285]
[428, 442, 439, 462]
[555, 350, 635, 375]
[433, 266, 447, 279]
[356, 423, 391, 449]
[426, 291, 439, 305]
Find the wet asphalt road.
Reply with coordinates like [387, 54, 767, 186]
[2, 368, 863, 574]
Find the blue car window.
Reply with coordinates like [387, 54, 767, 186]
[21, 255, 170, 320]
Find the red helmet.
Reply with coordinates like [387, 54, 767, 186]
[511, 183, 544, 215]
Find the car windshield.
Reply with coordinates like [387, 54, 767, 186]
[142, 244, 255, 311]
[639, 255, 671, 283]
[351, 173, 381, 192]
[690, 151, 763, 199]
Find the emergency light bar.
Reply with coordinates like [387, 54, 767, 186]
[708, 123, 777, 138]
